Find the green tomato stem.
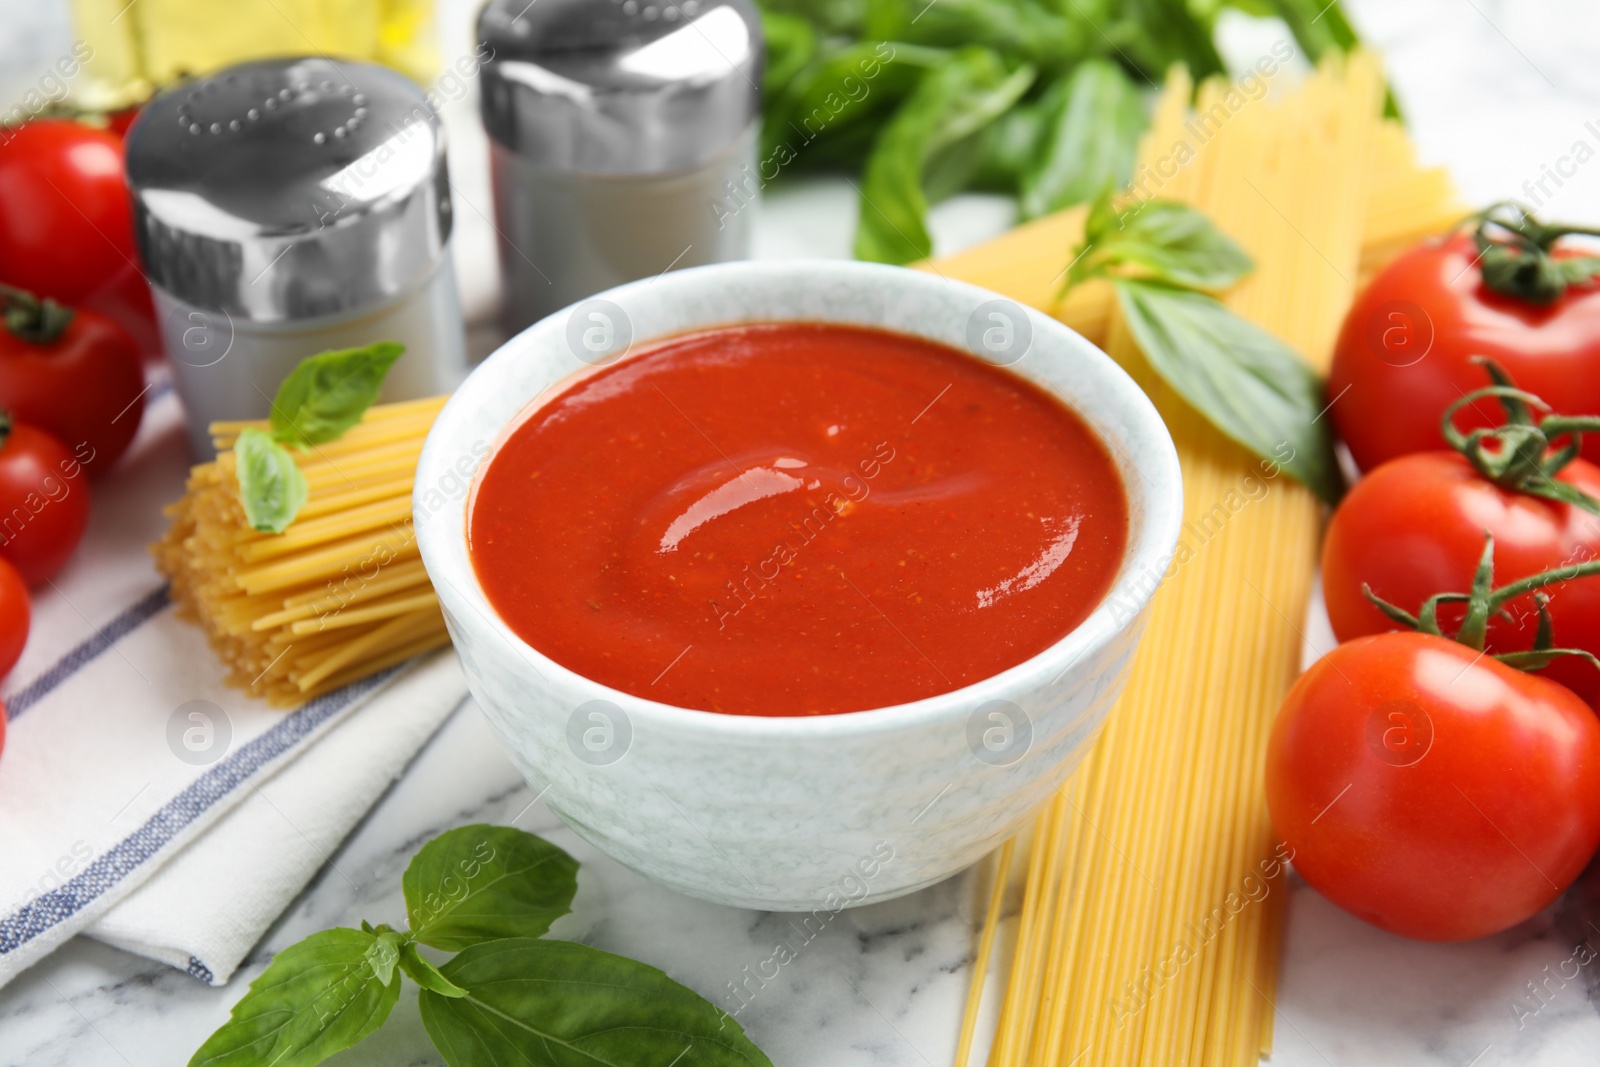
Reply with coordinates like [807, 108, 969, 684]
[1364, 532, 1600, 676]
[0, 283, 74, 345]
[1437, 359, 1600, 517]
[1473, 201, 1600, 304]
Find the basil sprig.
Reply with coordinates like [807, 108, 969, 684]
[1062, 193, 1343, 505]
[190, 824, 773, 1067]
[234, 341, 404, 534]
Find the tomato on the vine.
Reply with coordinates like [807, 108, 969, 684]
[0, 120, 159, 362]
[0, 555, 27, 680]
[1324, 452, 1600, 703]
[1329, 207, 1600, 473]
[0, 287, 145, 475]
[0, 413, 89, 586]
[1266, 631, 1600, 942]
[1323, 362, 1600, 704]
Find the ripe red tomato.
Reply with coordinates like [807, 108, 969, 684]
[1323, 451, 1600, 705]
[1329, 232, 1600, 472]
[0, 295, 145, 475]
[0, 415, 90, 586]
[1266, 632, 1600, 942]
[0, 555, 27, 679]
[0, 120, 160, 363]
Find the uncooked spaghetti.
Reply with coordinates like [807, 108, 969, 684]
[939, 51, 1461, 1067]
[155, 395, 450, 706]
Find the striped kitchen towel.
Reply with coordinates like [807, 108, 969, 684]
[0, 386, 468, 988]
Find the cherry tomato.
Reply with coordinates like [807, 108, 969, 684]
[0, 555, 27, 680]
[1266, 632, 1600, 942]
[0, 120, 160, 363]
[1329, 232, 1600, 472]
[0, 415, 89, 586]
[0, 295, 145, 475]
[1323, 451, 1600, 705]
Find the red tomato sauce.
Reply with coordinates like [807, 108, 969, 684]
[469, 323, 1129, 716]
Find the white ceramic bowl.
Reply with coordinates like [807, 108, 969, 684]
[415, 260, 1182, 910]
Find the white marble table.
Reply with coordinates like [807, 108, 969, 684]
[5, 1, 1600, 1064]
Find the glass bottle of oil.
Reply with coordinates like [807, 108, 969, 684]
[69, 0, 437, 109]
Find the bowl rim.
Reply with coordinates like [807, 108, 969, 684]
[416, 258, 1183, 741]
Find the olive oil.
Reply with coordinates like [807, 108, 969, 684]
[70, 0, 436, 108]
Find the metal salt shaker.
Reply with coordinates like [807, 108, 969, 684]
[125, 57, 468, 459]
[478, 0, 763, 335]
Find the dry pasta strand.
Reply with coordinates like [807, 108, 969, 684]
[955, 837, 1017, 1067]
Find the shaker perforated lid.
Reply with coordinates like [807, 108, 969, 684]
[478, 0, 763, 175]
[125, 57, 452, 322]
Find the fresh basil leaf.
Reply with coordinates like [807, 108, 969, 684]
[1019, 60, 1147, 220]
[1114, 279, 1342, 504]
[418, 939, 774, 1067]
[758, 0, 868, 36]
[760, 10, 817, 101]
[188, 928, 400, 1067]
[364, 928, 404, 988]
[270, 341, 404, 447]
[399, 941, 468, 999]
[1077, 196, 1255, 291]
[760, 41, 937, 169]
[402, 824, 579, 951]
[863, 0, 1088, 70]
[968, 100, 1048, 191]
[234, 427, 309, 534]
[855, 48, 1034, 264]
[1114, 0, 1227, 81]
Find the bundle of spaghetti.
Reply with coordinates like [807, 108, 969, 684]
[929, 116, 1460, 350]
[154, 394, 452, 707]
[939, 53, 1394, 1066]
[1358, 119, 1464, 283]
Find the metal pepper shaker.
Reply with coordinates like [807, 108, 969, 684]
[125, 57, 468, 459]
[478, 0, 763, 335]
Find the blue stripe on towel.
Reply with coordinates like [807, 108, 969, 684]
[0, 666, 402, 957]
[3, 585, 173, 721]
